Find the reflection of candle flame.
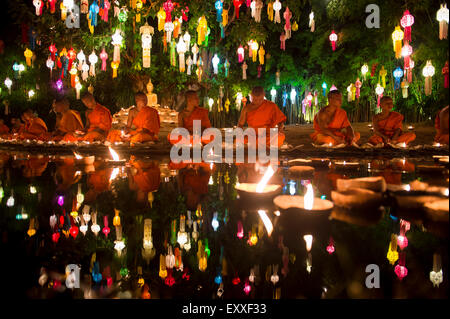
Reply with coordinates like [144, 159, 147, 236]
[108, 147, 121, 161]
[257, 210, 273, 237]
[304, 234, 313, 252]
[74, 152, 83, 160]
[109, 168, 120, 182]
[256, 166, 275, 193]
[304, 184, 314, 210]
[405, 184, 411, 192]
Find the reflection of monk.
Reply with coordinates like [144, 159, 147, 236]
[180, 166, 211, 210]
[128, 158, 161, 202]
[313, 170, 346, 198]
[368, 97, 416, 146]
[168, 90, 212, 145]
[434, 105, 449, 145]
[0, 119, 9, 135]
[18, 109, 48, 141]
[22, 156, 49, 177]
[370, 159, 414, 185]
[238, 86, 286, 147]
[55, 158, 81, 191]
[108, 93, 160, 144]
[310, 90, 360, 146]
[52, 98, 84, 142]
[85, 164, 111, 203]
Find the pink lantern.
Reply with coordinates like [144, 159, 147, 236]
[443, 61, 449, 89]
[163, 0, 174, 22]
[52, 232, 60, 243]
[280, 33, 286, 51]
[400, 219, 410, 233]
[237, 45, 244, 63]
[237, 220, 244, 239]
[401, 43, 413, 69]
[100, 49, 108, 71]
[102, 0, 110, 22]
[394, 253, 408, 280]
[326, 237, 335, 254]
[102, 215, 110, 237]
[243, 279, 251, 295]
[400, 10, 414, 42]
[397, 235, 408, 250]
[329, 30, 338, 51]
[330, 84, 338, 91]
[355, 78, 362, 99]
[57, 196, 64, 207]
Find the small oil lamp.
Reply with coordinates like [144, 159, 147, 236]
[273, 184, 334, 214]
[333, 160, 360, 170]
[73, 152, 95, 165]
[107, 147, 126, 164]
[235, 165, 282, 199]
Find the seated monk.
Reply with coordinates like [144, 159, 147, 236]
[128, 158, 161, 203]
[10, 117, 24, 134]
[65, 92, 112, 142]
[368, 96, 416, 146]
[434, 105, 449, 145]
[180, 166, 211, 211]
[0, 119, 9, 135]
[168, 90, 212, 145]
[18, 109, 49, 141]
[51, 98, 84, 142]
[108, 92, 160, 145]
[238, 86, 287, 147]
[310, 90, 360, 146]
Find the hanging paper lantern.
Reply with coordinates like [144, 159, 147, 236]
[77, 50, 86, 71]
[242, 62, 248, 80]
[102, 216, 110, 237]
[135, 0, 143, 23]
[379, 66, 387, 87]
[170, 40, 176, 67]
[284, 7, 292, 39]
[81, 0, 89, 14]
[394, 253, 408, 280]
[355, 78, 362, 99]
[163, 0, 174, 22]
[422, 60, 435, 96]
[273, 0, 282, 23]
[243, 279, 251, 295]
[442, 61, 449, 88]
[258, 46, 265, 65]
[212, 54, 220, 74]
[183, 31, 191, 52]
[197, 16, 207, 45]
[292, 21, 298, 32]
[400, 79, 409, 98]
[401, 43, 413, 70]
[251, 41, 259, 62]
[361, 64, 369, 80]
[24, 49, 33, 67]
[329, 30, 337, 51]
[48, 0, 57, 13]
[309, 11, 315, 32]
[173, 18, 181, 39]
[406, 59, 415, 83]
[276, 70, 281, 86]
[437, 3, 449, 40]
[177, 37, 187, 72]
[253, 0, 263, 23]
[430, 253, 443, 287]
[375, 83, 384, 107]
[49, 44, 57, 61]
[81, 63, 89, 81]
[400, 10, 414, 42]
[386, 234, 399, 265]
[69, 65, 77, 88]
[88, 51, 98, 76]
[280, 33, 286, 51]
[102, 0, 111, 22]
[392, 26, 404, 59]
[397, 234, 408, 250]
[111, 30, 123, 62]
[267, 1, 274, 21]
[393, 67, 404, 89]
[33, 0, 43, 16]
[99, 49, 108, 71]
[237, 45, 245, 63]
[46, 57, 54, 77]
[67, 48, 76, 71]
[157, 8, 166, 31]
[113, 210, 121, 226]
[326, 237, 335, 254]
[191, 43, 199, 64]
[233, 0, 242, 19]
[347, 84, 353, 102]
[89, 0, 100, 27]
[215, 0, 223, 22]
[321, 82, 327, 96]
[140, 23, 154, 69]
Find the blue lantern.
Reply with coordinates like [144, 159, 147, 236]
[393, 67, 404, 90]
[322, 82, 327, 96]
[215, 0, 223, 22]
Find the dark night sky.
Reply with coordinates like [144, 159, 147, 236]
[0, 1, 19, 46]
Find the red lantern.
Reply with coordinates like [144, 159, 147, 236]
[164, 269, 175, 286]
[102, 216, 110, 237]
[329, 30, 337, 51]
[52, 232, 60, 243]
[70, 225, 79, 239]
[182, 268, 190, 281]
[394, 253, 408, 280]
[233, 0, 242, 19]
[67, 48, 76, 71]
[371, 63, 378, 77]
[443, 61, 449, 89]
[49, 44, 57, 61]
[400, 10, 414, 42]
[232, 276, 241, 285]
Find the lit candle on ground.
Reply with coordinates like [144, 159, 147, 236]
[273, 185, 334, 214]
[236, 165, 281, 197]
[73, 152, 95, 165]
[107, 147, 126, 164]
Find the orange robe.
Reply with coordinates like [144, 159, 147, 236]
[19, 118, 49, 141]
[53, 110, 84, 142]
[0, 124, 9, 135]
[310, 108, 360, 145]
[434, 111, 449, 145]
[245, 100, 287, 147]
[181, 168, 211, 210]
[129, 161, 161, 202]
[78, 103, 112, 142]
[368, 111, 416, 145]
[109, 106, 160, 144]
[22, 157, 49, 177]
[168, 106, 212, 145]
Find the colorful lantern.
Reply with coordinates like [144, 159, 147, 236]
[224, 59, 230, 77]
[215, 0, 223, 22]
[430, 253, 443, 287]
[355, 78, 362, 99]
[326, 237, 335, 254]
[387, 234, 399, 265]
[280, 33, 286, 50]
[102, 216, 110, 237]
[81, 62, 89, 81]
[157, 8, 166, 31]
[183, 31, 191, 52]
[99, 49, 108, 71]
[237, 45, 245, 63]
[400, 10, 414, 42]
[392, 26, 404, 59]
[329, 30, 337, 51]
[111, 29, 123, 62]
[89, 0, 100, 28]
[309, 11, 315, 32]
[88, 51, 98, 76]
[192, 43, 199, 64]
[393, 67, 404, 89]
[258, 46, 265, 65]
[135, 0, 143, 23]
[81, 0, 89, 14]
[233, 0, 242, 19]
[401, 43, 413, 69]
[48, 0, 57, 13]
[67, 48, 76, 71]
[197, 16, 207, 45]
[251, 41, 259, 62]
[375, 83, 384, 107]
[400, 79, 409, 98]
[177, 37, 187, 72]
[267, 1, 274, 21]
[361, 64, 369, 80]
[77, 50, 86, 71]
[284, 7, 292, 39]
[273, 0, 282, 23]
[253, 0, 263, 23]
[406, 59, 414, 83]
[437, 3, 449, 40]
[33, 0, 43, 16]
[163, 0, 174, 22]
[394, 253, 408, 280]
[24, 49, 33, 67]
[69, 64, 77, 88]
[422, 60, 435, 96]
[442, 61, 449, 88]
[49, 44, 57, 61]
[140, 23, 154, 69]
[379, 65, 387, 87]
[173, 18, 181, 39]
[75, 78, 82, 98]
[322, 82, 327, 96]
[102, 0, 111, 22]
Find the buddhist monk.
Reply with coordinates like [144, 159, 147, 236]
[238, 86, 287, 147]
[51, 98, 84, 142]
[67, 92, 112, 142]
[310, 90, 360, 146]
[180, 165, 211, 211]
[18, 109, 49, 141]
[108, 92, 160, 145]
[434, 105, 449, 145]
[368, 96, 416, 146]
[168, 90, 212, 145]
[128, 158, 161, 203]
[0, 119, 9, 135]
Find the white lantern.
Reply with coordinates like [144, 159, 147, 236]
[28, 89, 35, 99]
[46, 57, 54, 77]
[273, 0, 282, 24]
[183, 31, 191, 52]
[81, 62, 89, 81]
[437, 3, 449, 40]
[164, 22, 174, 43]
[4, 78, 12, 94]
[177, 37, 187, 72]
[192, 43, 199, 64]
[77, 50, 86, 71]
[88, 51, 98, 77]
[75, 81, 82, 100]
[361, 64, 369, 79]
[143, 219, 153, 250]
[111, 30, 123, 62]
[309, 11, 315, 32]
[212, 54, 220, 74]
[140, 22, 154, 69]
[290, 88, 296, 104]
[186, 55, 193, 75]
[270, 87, 276, 102]
[422, 60, 435, 96]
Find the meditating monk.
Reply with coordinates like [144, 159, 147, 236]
[108, 92, 160, 145]
[128, 158, 161, 203]
[434, 105, 449, 145]
[51, 98, 84, 142]
[9, 117, 24, 134]
[310, 90, 360, 146]
[0, 119, 9, 135]
[18, 109, 49, 141]
[368, 96, 416, 146]
[180, 166, 211, 211]
[66, 93, 112, 142]
[238, 86, 287, 147]
[168, 90, 212, 145]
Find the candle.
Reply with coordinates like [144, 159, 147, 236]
[273, 191, 334, 214]
[106, 146, 126, 164]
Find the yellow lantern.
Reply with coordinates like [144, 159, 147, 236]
[249, 225, 258, 246]
[159, 254, 167, 279]
[111, 61, 119, 78]
[136, 0, 142, 23]
[113, 209, 121, 226]
[27, 218, 36, 237]
[157, 8, 166, 31]
[379, 66, 387, 87]
[197, 16, 208, 45]
[198, 250, 207, 272]
[222, 9, 228, 26]
[251, 41, 259, 63]
[258, 45, 265, 65]
[61, 2, 67, 21]
[387, 234, 399, 265]
[267, 1, 274, 21]
[292, 21, 298, 32]
[173, 19, 181, 38]
[24, 49, 33, 67]
[392, 26, 404, 59]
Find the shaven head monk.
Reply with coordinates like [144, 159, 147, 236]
[19, 109, 48, 141]
[434, 105, 449, 145]
[78, 92, 112, 142]
[368, 96, 416, 146]
[310, 90, 360, 146]
[107, 92, 160, 145]
[238, 86, 287, 147]
[52, 97, 84, 141]
[168, 90, 212, 145]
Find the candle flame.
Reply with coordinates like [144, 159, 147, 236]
[304, 234, 313, 252]
[257, 210, 273, 237]
[256, 166, 275, 193]
[74, 152, 83, 160]
[109, 168, 120, 182]
[108, 147, 120, 161]
[304, 184, 314, 210]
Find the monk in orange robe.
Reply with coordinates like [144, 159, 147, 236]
[434, 105, 449, 145]
[128, 158, 161, 203]
[18, 109, 49, 141]
[21, 156, 49, 177]
[108, 93, 160, 145]
[311, 90, 360, 146]
[168, 90, 212, 145]
[0, 119, 9, 135]
[51, 98, 84, 142]
[66, 93, 112, 142]
[368, 96, 416, 146]
[238, 86, 287, 147]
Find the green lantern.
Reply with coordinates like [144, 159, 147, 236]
[118, 9, 128, 23]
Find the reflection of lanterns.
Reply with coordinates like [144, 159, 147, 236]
[211, 212, 219, 231]
[243, 280, 251, 295]
[394, 253, 408, 280]
[159, 254, 167, 279]
[422, 60, 435, 96]
[177, 215, 188, 246]
[114, 225, 126, 256]
[237, 220, 244, 239]
[102, 216, 110, 237]
[329, 30, 337, 51]
[27, 218, 36, 237]
[437, 4, 449, 40]
[387, 234, 399, 265]
[430, 253, 443, 287]
[397, 235, 408, 250]
[326, 237, 335, 254]
[303, 234, 313, 252]
[304, 184, 314, 210]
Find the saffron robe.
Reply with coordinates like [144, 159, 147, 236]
[368, 111, 416, 145]
[19, 117, 48, 141]
[0, 124, 9, 134]
[168, 106, 213, 145]
[54, 110, 84, 142]
[435, 110, 449, 145]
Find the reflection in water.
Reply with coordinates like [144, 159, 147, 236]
[0, 151, 448, 299]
